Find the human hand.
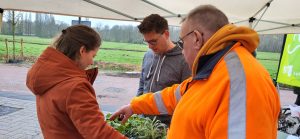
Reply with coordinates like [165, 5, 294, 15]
[110, 104, 133, 124]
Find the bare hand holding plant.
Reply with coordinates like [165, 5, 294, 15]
[110, 104, 134, 124]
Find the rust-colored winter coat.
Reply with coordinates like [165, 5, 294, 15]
[26, 47, 126, 139]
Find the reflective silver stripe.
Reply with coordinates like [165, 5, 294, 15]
[224, 51, 246, 139]
[175, 85, 181, 104]
[154, 91, 169, 114]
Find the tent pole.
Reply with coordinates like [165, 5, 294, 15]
[253, 5, 270, 29]
[248, 0, 272, 29]
[257, 25, 300, 33]
[249, 21, 253, 28]
[248, 17, 255, 29]
[0, 8, 3, 33]
[251, 0, 272, 17]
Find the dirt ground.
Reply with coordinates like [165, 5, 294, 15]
[0, 63, 297, 112]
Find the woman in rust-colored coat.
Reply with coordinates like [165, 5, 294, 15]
[26, 25, 127, 139]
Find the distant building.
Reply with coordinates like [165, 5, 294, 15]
[71, 20, 91, 27]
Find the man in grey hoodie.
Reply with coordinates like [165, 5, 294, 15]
[137, 14, 191, 126]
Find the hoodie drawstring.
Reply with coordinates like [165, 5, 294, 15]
[146, 58, 154, 79]
[149, 56, 161, 92]
[156, 55, 166, 82]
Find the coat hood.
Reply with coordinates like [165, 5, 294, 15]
[192, 24, 259, 76]
[26, 47, 87, 95]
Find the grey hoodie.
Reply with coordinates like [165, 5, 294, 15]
[137, 45, 191, 96]
[137, 44, 191, 126]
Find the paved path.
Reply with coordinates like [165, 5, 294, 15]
[0, 96, 42, 139]
[0, 63, 298, 139]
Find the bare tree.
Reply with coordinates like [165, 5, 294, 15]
[4, 10, 23, 61]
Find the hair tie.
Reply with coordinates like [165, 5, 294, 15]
[62, 29, 66, 34]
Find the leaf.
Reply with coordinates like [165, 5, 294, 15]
[106, 114, 167, 138]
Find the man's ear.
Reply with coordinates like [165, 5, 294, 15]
[164, 30, 170, 37]
[79, 46, 86, 56]
[194, 31, 203, 50]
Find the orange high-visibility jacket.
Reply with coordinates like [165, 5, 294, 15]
[130, 25, 280, 139]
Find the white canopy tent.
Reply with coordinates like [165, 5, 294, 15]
[1, 1, 300, 138]
[1, 0, 300, 34]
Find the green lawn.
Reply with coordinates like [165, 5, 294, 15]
[0, 35, 52, 44]
[256, 51, 281, 61]
[257, 51, 281, 79]
[0, 35, 282, 75]
[0, 35, 148, 71]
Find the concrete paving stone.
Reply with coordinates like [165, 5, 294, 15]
[9, 133, 23, 139]
[3, 103, 23, 108]
[4, 117, 25, 124]
[21, 134, 43, 139]
[0, 127, 8, 131]
[31, 134, 43, 139]
[5, 126, 22, 134]
[0, 121, 10, 126]
[22, 127, 40, 134]
[2, 118, 22, 124]
[19, 120, 38, 126]
[6, 123, 25, 131]
[16, 131, 37, 137]
[3, 99, 20, 104]
[23, 103, 34, 107]
[0, 135, 8, 139]
[0, 116, 10, 120]
[0, 130, 7, 135]
[23, 113, 37, 118]
[0, 123, 10, 130]
[4, 132, 35, 139]
[0, 126, 7, 131]
[12, 115, 31, 120]
[20, 120, 38, 126]
[4, 132, 19, 138]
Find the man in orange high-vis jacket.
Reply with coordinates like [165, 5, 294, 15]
[111, 5, 280, 139]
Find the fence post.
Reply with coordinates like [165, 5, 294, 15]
[5, 38, 8, 63]
[21, 38, 24, 60]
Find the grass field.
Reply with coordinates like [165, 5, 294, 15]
[256, 52, 281, 79]
[0, 35, 148, 71]
[0, 35, 281, 78]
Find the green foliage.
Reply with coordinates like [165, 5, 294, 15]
[256, 51, 281, 79]
[106, 113, 167, 139]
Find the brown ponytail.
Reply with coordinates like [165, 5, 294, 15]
[53, 25, 101, 60]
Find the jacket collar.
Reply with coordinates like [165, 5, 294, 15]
[193, 43, 234, 80]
